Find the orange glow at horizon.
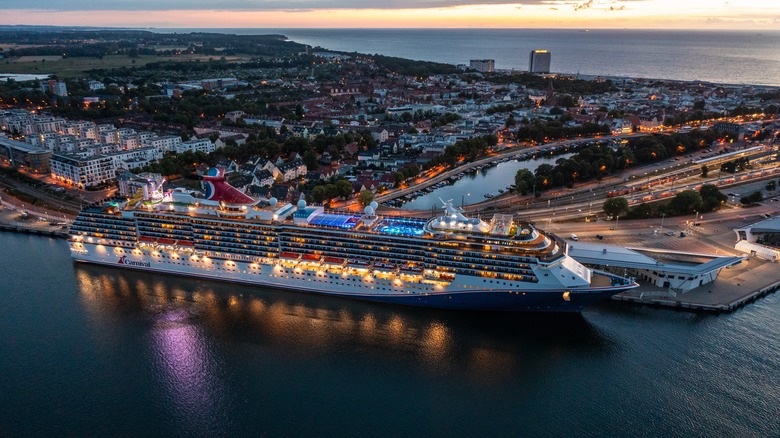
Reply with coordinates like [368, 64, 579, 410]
[2, 2, 780, 30]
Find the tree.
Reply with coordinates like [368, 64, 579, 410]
[740, 190, 764, 205]
[627, 202, 655, 219]
[603, 197, 629, 217]
[335, 179, 354, 199]
[514, 168, 535, 195]
[699, 184, 727, 212]
[311, 185, 329, 204]
[701, 164, 709, 178]
[303, 150, 318, 170]
[505, 115, 516, 128]
[358, 189, 375, 207]
[766, 180, 776, 192]
[668, 190, 703, 215]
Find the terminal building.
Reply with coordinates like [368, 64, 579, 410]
[734, 217, 780, 261]
[566, 241, 743, 293]
[529, 50, 551, 74]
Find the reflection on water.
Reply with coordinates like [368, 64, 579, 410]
[77, 268, 234, 435]
[4, 233, 779, 436]
[75, 264, 614, 386]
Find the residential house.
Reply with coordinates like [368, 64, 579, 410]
[252, 169, 275, 187]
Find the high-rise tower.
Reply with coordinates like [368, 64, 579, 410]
[529, 50, 551, 74]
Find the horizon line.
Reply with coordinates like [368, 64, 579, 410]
[1, 24, 778, 32]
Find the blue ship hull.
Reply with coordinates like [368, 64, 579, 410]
[75, 258, 634, 312]
[336, 287, 633, 312]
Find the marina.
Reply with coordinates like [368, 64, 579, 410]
[395, 152, 575, 210]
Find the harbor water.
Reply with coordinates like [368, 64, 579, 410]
[400, 153, 572, 211]
[1, 232, 778, 436]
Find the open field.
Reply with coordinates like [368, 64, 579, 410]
[0, 44, 45, 51]
[14, 55, 64, 62]
[0, 54, 253, 78]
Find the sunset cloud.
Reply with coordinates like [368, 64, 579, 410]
[0, 0, 643, 11]
[0, 0, 777, 29]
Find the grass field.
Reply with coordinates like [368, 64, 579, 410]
[15, 55, 63, 62]
[0, 54, 252, 78]
[0, 44, 45, 51]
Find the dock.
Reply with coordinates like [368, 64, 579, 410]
[0, 205, 70, 239]
[611, 255, 779, 313]
[0, 221, 69, 239]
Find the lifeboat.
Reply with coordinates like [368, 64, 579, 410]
[400, 265, 424, 274]
[347, 259, 371, 269]
[302, 254, 321, 262]
[324, 257, 345, 266]
[157, 238, 177, 246]
[280, 252, 300, 260]
[175, 240, 195, 252]
[373, 262, 397, 273]
[138, 236, 157, 243]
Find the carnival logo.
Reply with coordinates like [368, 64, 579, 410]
[118, 255, 150, 267]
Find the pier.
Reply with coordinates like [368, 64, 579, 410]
[613, 275, 780, 313]
[0, 202, 70, 239]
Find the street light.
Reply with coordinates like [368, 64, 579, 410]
[461, 193, 471, 207]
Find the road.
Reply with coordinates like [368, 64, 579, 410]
[0, 170, 116, 215]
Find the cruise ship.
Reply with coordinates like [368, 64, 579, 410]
[67, 168, 637, 312]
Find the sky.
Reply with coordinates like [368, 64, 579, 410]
[1, 0, 779, 29]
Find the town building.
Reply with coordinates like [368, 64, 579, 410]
[144, 135, 182, 153]
[469, 59, 495, 73]
[176, 138, 215, 154]
[40, 80, 68, 97]
[50, 153, 115, 188]
[0, 137, 52, 173]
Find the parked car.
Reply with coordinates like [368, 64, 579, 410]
[665, 230, 676, 236]
[596, 234, 604, 240]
